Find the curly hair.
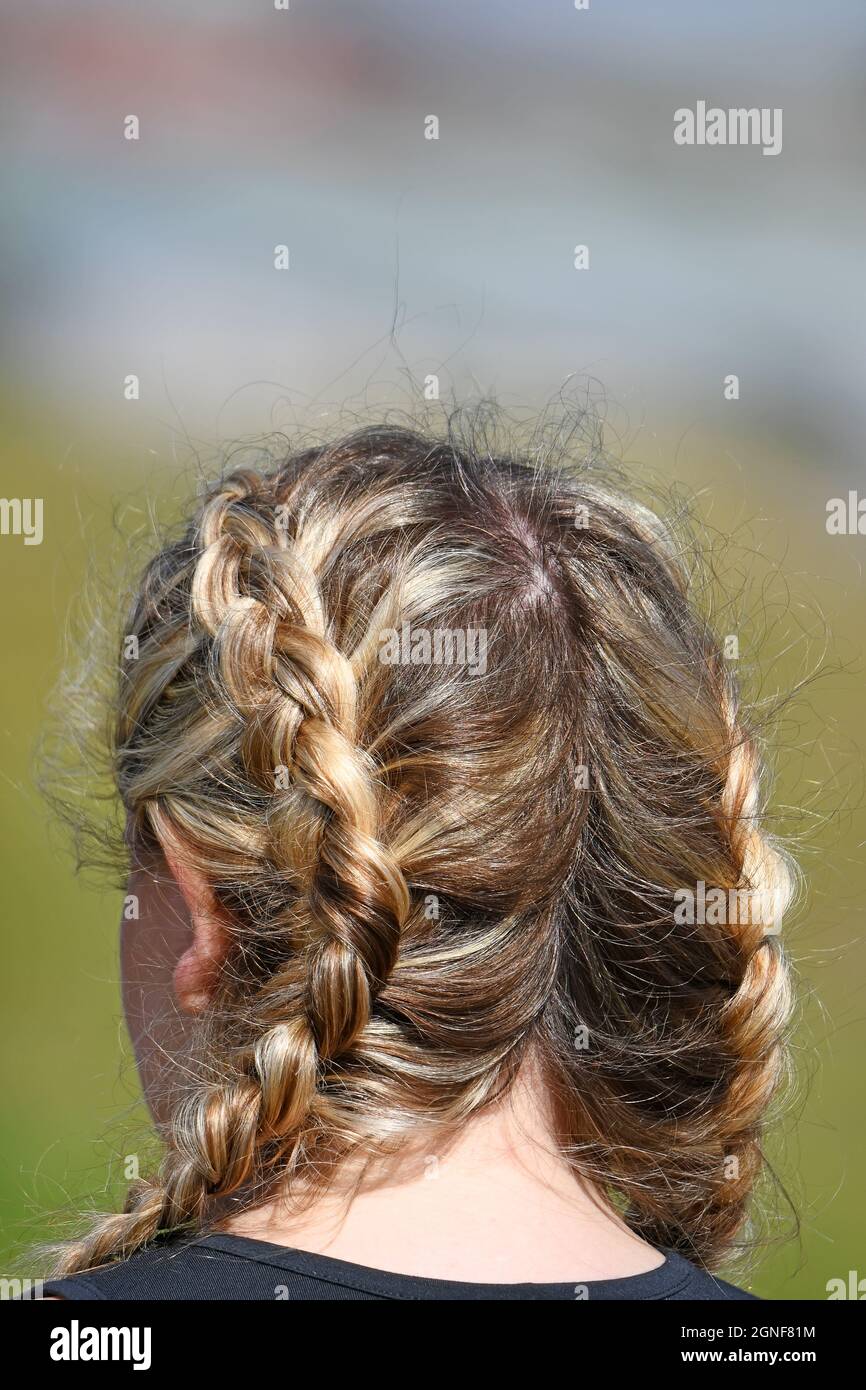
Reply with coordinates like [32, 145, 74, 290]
[51, 419, 795, 1275]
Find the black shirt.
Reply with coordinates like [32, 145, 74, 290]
[42, 1233, 759, 1301]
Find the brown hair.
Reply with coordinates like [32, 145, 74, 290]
[51, 418, 795, 1274]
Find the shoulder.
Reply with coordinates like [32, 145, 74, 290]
[40, 1238, 279, 1302]
[38, 1239, 763, 1303]
[661, 1253, 761, 1301]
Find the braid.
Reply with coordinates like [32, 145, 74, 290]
[549, 673, 795, 1265]
[688, 708, 794, 1252]
[55, 471, 412, 1276]
[193, 475, 410, 1052]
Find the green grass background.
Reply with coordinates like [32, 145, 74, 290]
[1, 393, 863, 1298]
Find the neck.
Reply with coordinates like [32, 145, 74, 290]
[219, 1073, 664, 1284]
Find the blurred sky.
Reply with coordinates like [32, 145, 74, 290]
[3, 0, 866, 460]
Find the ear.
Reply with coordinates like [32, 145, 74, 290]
[160, 843, 232, 1015]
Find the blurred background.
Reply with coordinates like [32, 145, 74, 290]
[1, 0, 864, 1297]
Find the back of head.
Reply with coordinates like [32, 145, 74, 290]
[55, 421, 794, 1275]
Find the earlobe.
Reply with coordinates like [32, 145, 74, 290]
[160, 845, 231, 1015]
[172, 945, 219, 1016]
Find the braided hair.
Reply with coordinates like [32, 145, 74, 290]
[52, 423, 794, 1274]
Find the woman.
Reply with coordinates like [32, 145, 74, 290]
[41, 420, 793, 1300]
